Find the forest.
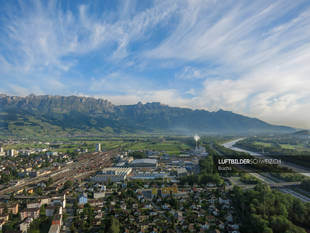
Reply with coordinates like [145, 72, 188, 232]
[231, 184, 310, 233]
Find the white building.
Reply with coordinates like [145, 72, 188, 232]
[19, 217, 33, 233]
[176, 168, 187, 177]
[0, 147, 5, 156]
[90, 167, 132, 183]
[93, 192, 105, 199]
[96, 143, 101, 152]
[46, 151, 58, 156]
[7, 149, 18, 157]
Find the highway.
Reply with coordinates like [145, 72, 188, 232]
[222, 139, 310, 178]
[212, 142, 310, 202]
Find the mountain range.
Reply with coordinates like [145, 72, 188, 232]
[0, 94, 295, 136]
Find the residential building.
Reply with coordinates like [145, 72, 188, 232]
[20, 208, 40, 221]
[7, 203, 19, 215]
[0, 147, 5, 156]
[19, 217, 33, 233]
[176, 167, 187, 177]
[93, 192, 105, 199]
[27, 202, 41, 209]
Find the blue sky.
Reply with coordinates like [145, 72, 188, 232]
[1, 0, 310, 128]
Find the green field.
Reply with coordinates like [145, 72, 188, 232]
[123, 141, 191, 154]
[1, 136, 195, 155]
[279, 143, 305, 150]
[253, 141, 273, 147]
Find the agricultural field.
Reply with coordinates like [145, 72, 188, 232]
[0, 135, 196, 155]
[123, 140, 191, 154]
[237, 134, 310, 155]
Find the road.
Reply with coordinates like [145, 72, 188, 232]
[222, 138, 310, 178]
[212, 142, 310, 202]
[279, 188, 310, 202]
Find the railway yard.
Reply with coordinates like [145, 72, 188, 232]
[0, 150, 115, 197]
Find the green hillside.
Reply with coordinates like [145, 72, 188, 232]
[0, 94, 295, 137]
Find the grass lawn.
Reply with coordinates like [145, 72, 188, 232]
[253, 142, 273, 147]
[123, 140, 191, 154]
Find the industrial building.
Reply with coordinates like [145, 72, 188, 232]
[90, 167, 132, 183]
[130, 159, 158, 168]
[130, 171, 168, 180]
[7, 149, 18, 157]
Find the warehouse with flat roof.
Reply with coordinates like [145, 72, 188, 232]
[130, 159, 158, 168]
[90, 167, 132, 183]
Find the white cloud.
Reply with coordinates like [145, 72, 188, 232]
[175, 66, 205, 80]
[197, 42, 310, 128]
[143, 0, 310, 128]
[1, 0, 310, 129]
[1, 0, 177, 73]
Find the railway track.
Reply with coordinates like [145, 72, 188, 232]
[0, 150, 116, 195]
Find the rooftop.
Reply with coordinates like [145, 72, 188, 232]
[131, 159, 157, 165]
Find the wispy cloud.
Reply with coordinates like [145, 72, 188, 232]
[1, 0, 310, 128]
[175, 66, 205, 80]
[145, 0, 310, 128]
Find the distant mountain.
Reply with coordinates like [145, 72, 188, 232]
[0, 94, 295, 136]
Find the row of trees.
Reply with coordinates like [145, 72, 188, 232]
[180, 154, 224, 185]
[300, 179, 310, 192]
[236, 138, 310, 168]
[0, 167, 18, 184]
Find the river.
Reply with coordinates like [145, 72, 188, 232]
[222, 138, 310, 178]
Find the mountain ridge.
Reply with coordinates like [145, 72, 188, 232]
[0, 94, 295, 136]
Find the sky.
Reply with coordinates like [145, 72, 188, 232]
[1, 0, 310, 129]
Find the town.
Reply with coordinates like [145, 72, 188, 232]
[0, 136, 242, 233]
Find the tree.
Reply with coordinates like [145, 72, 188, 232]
[70, 225, 78, 233]
[46, 177, 53, 187]
[270, 216, 291, 233]
[64, 180, 73, 190]
[247, 214, 270, 233]
[108, 217, 120, 233]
